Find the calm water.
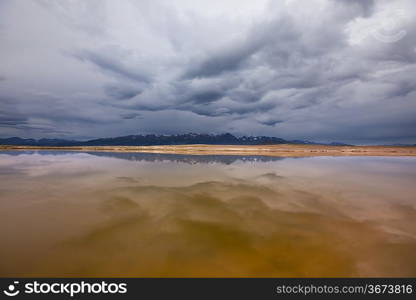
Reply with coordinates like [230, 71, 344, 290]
[0, 151, 415, 277]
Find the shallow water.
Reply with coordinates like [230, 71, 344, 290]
[0, 151, 415, 277]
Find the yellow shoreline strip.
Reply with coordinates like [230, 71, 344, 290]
[1, 144, 415, 157]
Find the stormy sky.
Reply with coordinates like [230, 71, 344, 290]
[0, 0, 416, 144]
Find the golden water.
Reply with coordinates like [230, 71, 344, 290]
[0, 151, 415, 277]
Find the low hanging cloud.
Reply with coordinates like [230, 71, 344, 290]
[0, 0, 415, 144]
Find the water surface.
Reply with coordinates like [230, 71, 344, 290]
[0, 151, 415, 277]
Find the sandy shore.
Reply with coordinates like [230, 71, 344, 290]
[1, 144, 416, 157]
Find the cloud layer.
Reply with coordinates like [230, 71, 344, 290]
[0, 0, 416, 144]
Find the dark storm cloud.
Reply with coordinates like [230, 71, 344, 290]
[0, 97, 27, 127]
[0, 99, 74, 136]
[73, 50, 151, 83]
[258, 119, 284, 126]
[105, 85, 142, 100]
[120, 112, 141, 120]
[182, 12, 299, 80]
[183, 42, 259, 79]
[1, 0, 416, 143]
[186, 90, 224, 104]
[0, 114, 27, 126]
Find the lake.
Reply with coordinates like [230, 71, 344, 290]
[0, 151, 415, 277]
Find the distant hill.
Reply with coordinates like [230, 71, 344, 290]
[0, 133, 351, 146]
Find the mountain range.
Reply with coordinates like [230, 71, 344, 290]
[0, 133, 351, 146]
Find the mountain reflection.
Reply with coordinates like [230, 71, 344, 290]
[2, 150, 286, 164]
[85, 151, 287, 164]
